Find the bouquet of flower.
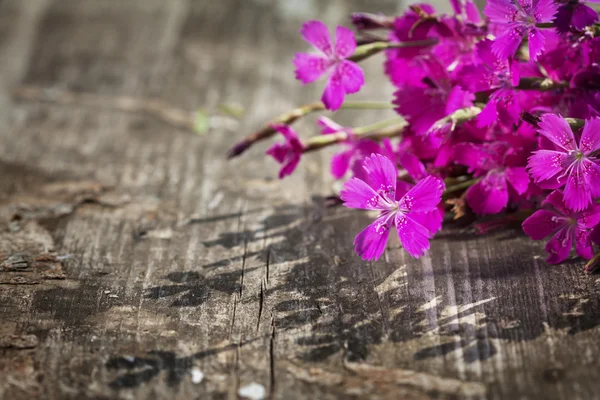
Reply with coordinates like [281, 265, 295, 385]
[228, 0, 600, 268]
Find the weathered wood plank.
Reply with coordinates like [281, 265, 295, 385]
[1, 1, 600, 399]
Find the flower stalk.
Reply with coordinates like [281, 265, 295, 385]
[303, 118, 406, 153]
[227, 101, 393, 158]
[347, 39, 439, 62]
[585, 252, 600, 273]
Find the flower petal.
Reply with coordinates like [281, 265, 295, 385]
[454, 142, 490, 171]
[398, 175, 444, 213]
[465, 173, 509, 214]
[279, 155, 301, 179]
[582, 204, 600, 228]
[300, 20, 333, 56]
[353, 213, 393, 261]
[411, 209, 444, 235]
[575, 226, 595, 260]
[293, 53, 331, 84]
[266, 143, 287, 163]
[563, 163, 593, 211]
[545, 226, 573, 264]
[571, 4, 599, 30]
[533, 0, 560, 22]
[398, 152, 427, 181]
[492, 25, 525, 60]
[505, 167, 529, 195]
[586, 160, 600, 198]
[362, 153, 398, 200]
[528, 28, 546, 62]
[527, 149, 568, 183]
[538, 113, 577, 151]
[543, 190, 570, 215]
[445, 86, 474, 115]
[321, 71, 345, 111]
[340, 177, 387, 210]
[334, 26, 356, 58]
[579, 117, 600, 154]
[476, 97, 499, 127]
[338, 60, 365, 94]
[321, 60, 364, 111]
[331, 150, 352, 179]
[484, 0, 517, 23]
[317, 116, 344, 135]
[271, 123, 300, 143]
[522, 209, 564, 240]
[465, 0, 482, 23]
[395, 213, 432, 258]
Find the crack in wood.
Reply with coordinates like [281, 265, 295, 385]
[256, 279, 265, 332]
[269, 319, 276, 397]
[229, 294, 238, 340]
[265, 249, 270, 284]
[239, 237, 248, 298]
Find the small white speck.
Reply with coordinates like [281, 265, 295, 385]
[124, 356, 135, 363]
[208, 192, 224, 210]
[103, 290, 111, 294]
[238, 382, 266, 400]
[108, 294, 119, 298]
[190, 368, 204, 384]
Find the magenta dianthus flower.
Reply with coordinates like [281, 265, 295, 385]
[293, 21, 364, 111]
[555, 0, 599, 32]
[458, 39, 521, 127]
[265, 124, 304, 179]
[522, 190, 600, 264]
[527, 114, 600, 211]
[484, 0, 558, 61]
[317, 117, 381, 179]
[340, 154, 444, 260]
[455, 142, 530, 214]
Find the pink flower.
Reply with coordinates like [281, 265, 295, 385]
[396, 151, 446, 235]
[522, 190, 600, 264]
[454, 142, 530, 214]
[393, 59, 474, 135]
[527, 114, 600, 211]
[465, 168, 529, 214]
[555, 1, 599, 33]
[265, 124, 304, 179]
[293, 21, 364, 111]
[484, 0, 558, 61]
[340, 154, 444, 260]
[457, 39, 521, 127]
[317, 117, 380, 179]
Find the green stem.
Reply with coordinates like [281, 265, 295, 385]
[522, 112, 585, 131]
[515, 77, 568, 91]
[303, 118, 406, 153]
[340, 101, 395, 110]
[227, 101, 393, 158]
[565, 117, 585, 131]
[443, 179, 477, 199]
[354, 117, 406, 135]
[348, 39, 438, 62]
[585, 252, 600, 273]
[430, 106, 481, 133]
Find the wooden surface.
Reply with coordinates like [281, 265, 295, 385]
[1, 1, 599, 399]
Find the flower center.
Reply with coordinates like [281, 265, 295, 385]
[571, 150, 585, 161]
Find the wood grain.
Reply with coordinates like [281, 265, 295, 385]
[1, 1, 599, 399]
